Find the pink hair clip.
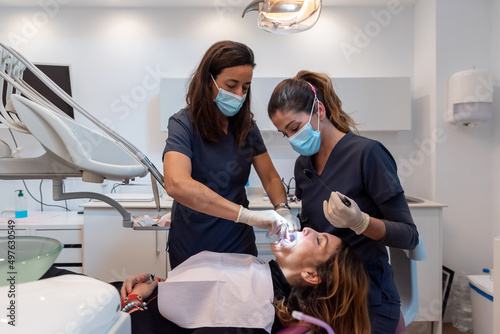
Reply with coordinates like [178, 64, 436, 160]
[306, 81, 317, 95]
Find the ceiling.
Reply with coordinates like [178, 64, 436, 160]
[0, 0, 417, 7]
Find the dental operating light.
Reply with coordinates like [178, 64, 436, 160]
[242, 0, 322, 34]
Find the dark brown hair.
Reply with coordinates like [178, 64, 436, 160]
[268, 71, 358, 134]
[274, 241, 370, 334]
[186, 40, 256, 146]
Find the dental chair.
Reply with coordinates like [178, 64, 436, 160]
[0, 42, 165, 227]
[390, 236, 427, 332]
[0, 43, 167, 334]
[0, 274, 131, 334]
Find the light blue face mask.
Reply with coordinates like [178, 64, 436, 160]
[211, 75, 246, 117]
[288, 97, 321, 156]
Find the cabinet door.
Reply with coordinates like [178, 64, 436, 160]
[0, 228, 28, 236]
[160, 78, 188, 132]
[83, 210, 168, 282]
[160, 77, 411, 132]
[410, 207, 443, 323]
[249, 77, 287, 131]
[35, 229, 83, 273]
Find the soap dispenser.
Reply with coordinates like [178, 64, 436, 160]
[15, 189, 28, 218]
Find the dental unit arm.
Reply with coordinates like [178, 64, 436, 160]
[0, 43, 164, 227]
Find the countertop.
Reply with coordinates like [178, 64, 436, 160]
[80, 195, 446, 210]
[0, 211, 83, 228]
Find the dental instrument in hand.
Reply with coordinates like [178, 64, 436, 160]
[151, 173, 161, 221]
[266, 226, 298, 246]
[303, 169, 351, 207]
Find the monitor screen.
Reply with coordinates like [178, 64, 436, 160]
[1, 63, 74, 123]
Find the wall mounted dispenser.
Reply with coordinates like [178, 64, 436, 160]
[242, 0, 322, 34]
[447, 69, 494, 126]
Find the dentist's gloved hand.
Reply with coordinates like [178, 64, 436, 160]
[236, 206, 287, 235]
[323, 191, 370, 235]
[275, 207, 301, 233]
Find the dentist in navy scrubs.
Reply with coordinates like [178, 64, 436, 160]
[268, 70, 419, 334]
[162, 41, 299, 269]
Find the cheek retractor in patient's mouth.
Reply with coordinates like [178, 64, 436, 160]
[267, 230, 298, 246]
[282, 232, 298, 246]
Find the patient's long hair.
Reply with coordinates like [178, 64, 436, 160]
[274, 241, 370, 334]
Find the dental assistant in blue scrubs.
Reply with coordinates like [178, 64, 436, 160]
[162, 41, 299, 269]
[268, 71, 419, 334]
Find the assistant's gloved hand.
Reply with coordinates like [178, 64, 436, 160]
[323, 191, 370, 235]
[275, 207, 301, 233]
[236, 206, 287, 235]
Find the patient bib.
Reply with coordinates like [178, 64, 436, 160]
[158, 251, 275, 333]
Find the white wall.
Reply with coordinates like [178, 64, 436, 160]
[435, 0, 494, 279]
[0, 5, 416, 213]
[492, 0, 500, 238]
[411, 0, 437, 201]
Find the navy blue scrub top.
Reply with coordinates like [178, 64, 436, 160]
[294, 131, 419, 307]
[163, 107, 267, 265]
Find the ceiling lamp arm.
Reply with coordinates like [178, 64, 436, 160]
[242, 0, 264, 17]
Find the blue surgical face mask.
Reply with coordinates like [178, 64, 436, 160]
[288, 98, 321, 156]
[211, 75, 246, 117]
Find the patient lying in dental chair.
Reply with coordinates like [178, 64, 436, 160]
[119, 227, 371, 334]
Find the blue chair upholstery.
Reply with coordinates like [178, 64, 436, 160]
[389, 236, 427, 326]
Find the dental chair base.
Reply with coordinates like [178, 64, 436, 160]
[0, 274, 131, 334]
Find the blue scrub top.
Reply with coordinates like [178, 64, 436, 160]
[294, 131, 419, 307]
[163, 107, 267, 265]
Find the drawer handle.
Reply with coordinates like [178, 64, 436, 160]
[155, 231, 160, 255]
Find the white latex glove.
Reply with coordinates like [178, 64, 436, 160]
[157, 212, 171, 226]
[275, 207, 301, 233]
[236, 206, 287, 235]
[323, 191, 370, 235]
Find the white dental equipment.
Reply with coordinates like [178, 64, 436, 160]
[0, 43, 165, 227]
[242, 0, 322, 34]
[0, 274, 130, 334]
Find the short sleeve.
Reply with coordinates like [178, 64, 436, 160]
[361, 141, 404, 205]
[163, 109, 193, 160]
[249, 124, 267, 157]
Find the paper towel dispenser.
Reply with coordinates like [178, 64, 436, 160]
[447, 69, 494, 126]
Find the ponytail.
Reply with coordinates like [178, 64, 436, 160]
[268, 71, 358, 134]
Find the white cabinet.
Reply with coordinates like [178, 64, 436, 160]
[410, 205, 444, 334]
[0, 225, 28, 236]
[81, 204, 168, 282]
[0, 212, 84, 273]
[160, 77, 411, 132]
